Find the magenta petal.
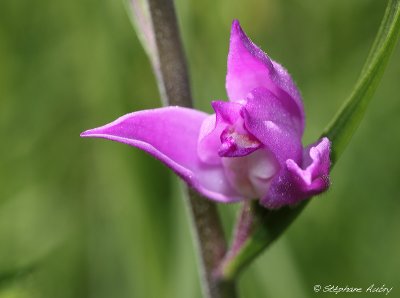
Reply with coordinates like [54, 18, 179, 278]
[218, 126, 261, 157]
[212, 100, 243, 124]
[197, 101, 243, 164]
[226, 20, 304, 133]
[198, 100, 264, 163]
[197, 114, 222, 165]
[243, 88, 303, 166]
[288, 137, 331, 190]
[81, 107, 243, 203]
[261, 138, 331, 209]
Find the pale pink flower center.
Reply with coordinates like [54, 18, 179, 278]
[222, 148, 278, 198]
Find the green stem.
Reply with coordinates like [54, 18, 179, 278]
[187, 189, 237, 298]
[127, 0, 236, 297]
[218, 201, 307, 280]
[219, 0, 400, 281]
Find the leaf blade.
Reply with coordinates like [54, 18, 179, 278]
[323, 0, 400, 164]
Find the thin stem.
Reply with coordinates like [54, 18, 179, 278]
[128, 0, 237, 297]
[128, 0, 192, 107]
[186, 189, 237, 298]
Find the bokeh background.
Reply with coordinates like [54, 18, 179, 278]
[1, 0, 399, 297]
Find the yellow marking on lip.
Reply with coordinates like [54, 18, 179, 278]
[226, 130, 260, 148]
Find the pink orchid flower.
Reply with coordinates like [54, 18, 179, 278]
[81, 20, 331, 209]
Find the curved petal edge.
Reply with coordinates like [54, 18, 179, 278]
[261, 137, 331, 209]
[80, 107, 244, 203]
[226, 20, 305, 134]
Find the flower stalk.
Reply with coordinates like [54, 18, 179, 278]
[218, 200, 307, 280]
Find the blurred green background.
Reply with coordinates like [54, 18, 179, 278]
[0, 0, 399, 297]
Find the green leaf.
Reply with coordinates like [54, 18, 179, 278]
[124, 0, 193, 107]
[323, 0, 400, 164]
[124, 0, 159, 68]
[219, 0, 400, 281]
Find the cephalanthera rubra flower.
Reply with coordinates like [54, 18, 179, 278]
[81, 20, 331, 209]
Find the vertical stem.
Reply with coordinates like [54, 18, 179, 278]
[129, 0, 193, 107]
[128, 0, 237, 296]
[186, 189, 237, 298]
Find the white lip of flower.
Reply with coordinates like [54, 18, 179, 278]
[222, 148, 278, 198]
